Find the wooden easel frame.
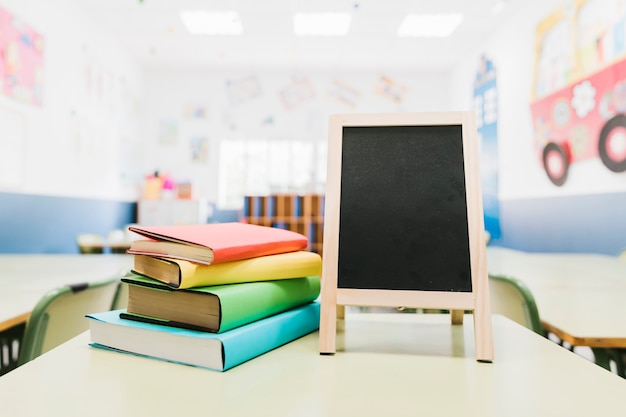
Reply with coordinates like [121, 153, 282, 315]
[318, 111, 494, 362]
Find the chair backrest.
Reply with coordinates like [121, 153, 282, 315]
[489, 274, 543, 335]
[111, 281, 129, 310]
[17, 278, 120, 366]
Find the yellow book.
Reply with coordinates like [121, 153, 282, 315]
[132, 250, 322, 289]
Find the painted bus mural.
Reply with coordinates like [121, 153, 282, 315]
[531, 0, 626, 186]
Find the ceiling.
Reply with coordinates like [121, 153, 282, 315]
[73, 0, 526, 72]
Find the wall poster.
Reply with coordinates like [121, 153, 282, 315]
[474, 55, 501, 239]
[531, 0, 626, 188]
[0, 6, 44, 106]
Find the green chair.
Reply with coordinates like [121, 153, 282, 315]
[489, 274, 624, 375]
[111, 281, 129, 310]
[17, 277, 120, 367]
[489, 274, 543, 335]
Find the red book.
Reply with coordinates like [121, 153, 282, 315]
[127, 222, 309, 265]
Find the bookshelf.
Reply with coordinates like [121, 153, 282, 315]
[243, 194, 324, 256]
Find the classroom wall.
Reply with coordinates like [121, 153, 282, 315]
[140, 69, 451, 208]
[7, 0, 625, 256]
[0, 0, 143, 253]
[0, 0, 452, 252]
[450, 0, 626, 255]
[0, 0, 144, 200]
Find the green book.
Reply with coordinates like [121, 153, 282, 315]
[120, 273, 320, 333]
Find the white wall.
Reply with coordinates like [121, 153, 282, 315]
[0, 0, 144, 201]
[450, 0, 626, 201]
[6, 0, 539, 211]
[141, 69, 452, 208]
[0, 0, 456, 208]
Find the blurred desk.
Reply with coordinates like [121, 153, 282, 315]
[0, 313, 624, 416]
[487, 246, 626, 347]
[78, 243, 131, 254]
[0, 254, 133, 330]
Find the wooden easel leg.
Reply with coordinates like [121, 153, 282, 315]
[319, 298, 337, 355]
[473, 308, 494, 362]
[450, 309, 464, 325]
[337, 304, 345, 319]
[474, 274, 493, 362]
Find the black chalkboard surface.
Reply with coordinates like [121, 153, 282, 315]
[338, 125, 472, 292]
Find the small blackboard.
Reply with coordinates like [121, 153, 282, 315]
[338, 125, 471, 292]
[319, 112, 493, 362]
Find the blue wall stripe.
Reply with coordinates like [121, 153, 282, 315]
[491, 192, 626, 256]
[3, 191, 626, 255]
[0, 192, 137, 253]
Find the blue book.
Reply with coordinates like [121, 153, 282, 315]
[86, 302, 320, 372]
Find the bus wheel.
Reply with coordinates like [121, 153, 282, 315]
[542, 142, 569, 186]
[599, 114, 626, 172]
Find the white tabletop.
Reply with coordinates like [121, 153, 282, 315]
[0, 254, 133, 329]
[487, 246, 626, 346]
[0, 313, 624, 416]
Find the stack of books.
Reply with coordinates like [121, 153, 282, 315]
[87, 222, 323, 372]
